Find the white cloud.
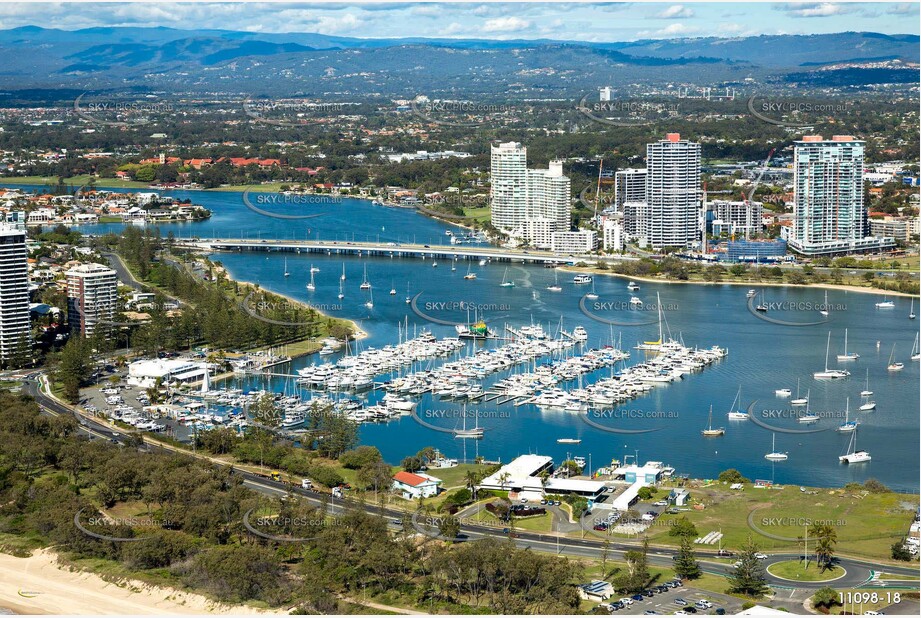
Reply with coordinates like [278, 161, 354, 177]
[658, 5, 695, 19]
[783, 3, 850, 18]
[482, 16, 532, 33]
[887, 3, 920, 16]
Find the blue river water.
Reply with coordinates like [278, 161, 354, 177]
[46, 184, 918, 491]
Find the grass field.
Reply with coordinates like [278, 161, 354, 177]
[766, 560, 845, 582]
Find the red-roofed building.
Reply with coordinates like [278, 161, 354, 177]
[392, 471, 442, 499]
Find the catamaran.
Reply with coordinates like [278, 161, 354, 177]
[389, 280, 396, 296]
[764, 434, 788, 461]
[726, 386, 749, 420]
[629, 296, 643, 306]
[306, 269, 316, 291]
[839, 427, 871, 463]
[702, 405, 725, 436]
[814, 332, 850, 379]
[838, 398, 859, 431]
[836, 328, 859, 361]
[500, 267, 515, 287]
[887, 343, 904, 372]
[360, 265, 371, 290]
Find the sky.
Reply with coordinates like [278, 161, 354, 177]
[0, 2, 917, 41]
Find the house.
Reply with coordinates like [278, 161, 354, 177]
[669, 488, 691, 506]
[392, 471, 442, 499]
[577, 580, 614, 602]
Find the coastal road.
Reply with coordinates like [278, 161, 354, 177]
[22, 376, 920, 591]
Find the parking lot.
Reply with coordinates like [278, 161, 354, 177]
[601, 582, 745, 615]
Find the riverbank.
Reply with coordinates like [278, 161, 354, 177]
[562, 265, 920, 298]
[0, 549, 284, 615]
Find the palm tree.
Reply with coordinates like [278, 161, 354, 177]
[464, 470, 481, 501]
[809, 523, 838, 570]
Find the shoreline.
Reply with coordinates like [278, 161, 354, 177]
[0, 549, 285, 615]
[562, 265, 920, 299]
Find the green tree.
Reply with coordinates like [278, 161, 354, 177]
[718, 468, 749, 484]
[727, 537, 769, 597]
[668, 516, 698, 538]
[673, 536, 701, 580]
[56, 337, 92, 403]
[250, 392, 280, 427]
[811, 587, 840, 610]
[438, 515, 461, 540]
[808, 523, 838, 570]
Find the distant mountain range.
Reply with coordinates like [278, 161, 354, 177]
[0, 27, 916, 99]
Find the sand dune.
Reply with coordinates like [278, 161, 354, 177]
[0, 549, 285, 615]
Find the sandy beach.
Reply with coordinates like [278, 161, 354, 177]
[0, 549, 284, 615]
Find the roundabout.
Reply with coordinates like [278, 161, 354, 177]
[766, 560, 846, 583]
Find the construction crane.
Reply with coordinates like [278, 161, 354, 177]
[747, 148, 776, 203]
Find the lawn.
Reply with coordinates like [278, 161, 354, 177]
[767, 560, 845, 582]
[0, 175, 152, 189]
[640, 483, 917, 561]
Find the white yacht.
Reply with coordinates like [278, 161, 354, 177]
[790, 378, 808, 406]
[557, 438, 581, 444]
[835, 329, 859, 361]
[573, 274, 593, 284]
[726, 386, 749, 420]
[306, 269, 316, 291]
[572, 326, 588, 342]
[500, 267, 515, 287]
[838, 398, 859, 431]
[627, 281, 640, 291]
[887, 344, 904, 372]
[860, 368, 873, 397]
[839, 428, 871, 464]
[701, 405, 725, 436]
[283, 257, 289, 277]
[819, 291, 829, 316]
[585, 280, 599, 300]
[764, 434, 788, 461]
[875, 297, 895, 309]
[746, 289, 757, 298]
[359, 264, 371, 290]
[775, 388, 792, 397]
[546, 270, 562, 292]
[814, 332, 850, 379]
[911, 333, 920, 361]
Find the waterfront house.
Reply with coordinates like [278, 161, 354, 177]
[392, 471, 443, 499]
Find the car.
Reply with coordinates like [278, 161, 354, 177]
[695, 600, 713, 609]
[610, 601, 625, 611]
[733, 560, 743, 568]
[655, 585, 669, 593]
[618, 598, 634, 606]
[674, 598, 688, 606]
[715, 609, 726, 615]
[631, 594, 644, 602]
[594, 523, 608, 531]
[754, 552, 768, 559]
[643, 589, 654, 597]
[423, 244, 431, 248]
[540, 499, 547, 505]
[716, 549, 733, 557]
[683, 607, 697, 614]
[653, 500, 668, 506]
[663, 581, 678, 589]
[670, 580, 683, 587]
[643, 611, 659, 615]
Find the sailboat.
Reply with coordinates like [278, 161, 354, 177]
[764, 434, 788, 461]
[585, 279, 599, 300]
[726, 386, 749, 420]
[389, 280, 396, 296]
[910, 298, 916, 320]
[359, 264, 371, 290]
[464, 263, 477, 280]
[838, 398, 859, 431]
[337, 279, 344, 300]
[875, 296, 895, 309]
[306, 269, 316, 291]
[500, 267, 515, 287]
[819, 291, 829, 316]
[701, 405, 725, 436]
[836, 329, 859, 361]
[453, 404, 484, 438]
[546, 269, 562, 292]
[798, 392, 819, 422]
[636, 292, 666, 350]
[451, 258, 457, 272]
[814, 332, 850, 379]
[839, 427, 871, 463]
[790, 378, 808, 406]
[340, 264, 346, 281]
[404, 282, 411, 304]
[283, 257, 290, 277]
[911, 333, 920, 361]
[887, 344, 904, 372]
[364, 287, 374, 309]
[860, 368, 873, 397]
[755, 290, 768, 312]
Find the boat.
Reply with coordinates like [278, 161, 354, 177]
[389, 280, 396, 296]
[838, 398, 859, 431]
[814, 332, 850, 379]
[338, 279, 344, 300]
[453, 404, 484, 438]
[359, 265, 371, 290]
[572, 326, 588, 342]
[546, 270, 562, 292]
[836, 328, 859, 361]
[858, 399, 876, 412]
[636, 292, 668, 350]
[627, 281, 640, 291]
[340, 264, 346, 281]
[790, 378, 808, 406]
[585, 280, 599, 300]
[557, 438, 582, 444]
[464, 263, 477, 280]
[875, 296, 895, 309]
[701, 405, 725, 436]
[910, 298, 916, 320]
[887, 344, 903, 372]
[629, 296, 643, 307]
[306, 269, 316, 291]
[860, 368, 873, 397]
[912, 333, 920, 361]
[726, 386, 749, 420]
[318, 344, 336, 356]
[432, 261, 438, 268]
[310, 265, 320, 274]
[451, 259, 456, 272]
[819, 290, 829, 316]
[283, 257, 290, 278]
[764, 434, 788, 461]
[364, 287, 374, 309]
[755, 291, 768, 312]
[839, 427, 871, 463]
[479, 259, 487, 266]
[746, 289, 757, 298]
[500, 267, 515, 287]
[798, 393, 819, 423]
[775, 388, 792, 397]
[573, 274, 593, 285]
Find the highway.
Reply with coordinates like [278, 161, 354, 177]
[21, 376, 919, 591]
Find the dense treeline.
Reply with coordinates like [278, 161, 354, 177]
[0, 390, 583, 613]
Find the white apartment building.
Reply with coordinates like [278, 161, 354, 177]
[599, 86, 613, 101]
[551, 229, 598, 254]
[641, 133, 701, 249]
[603, 216, 624, 251]
[66, 263, 118, 336]
[710, 199, 764, 237]
[614, 168, 647, 237]
[490, 142, 571, 248]
[789, 135, 894, 255]
[0, 225, 30, 362]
